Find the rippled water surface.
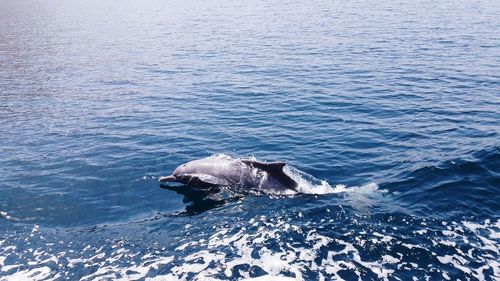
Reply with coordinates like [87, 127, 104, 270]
[1, 0, 499, 280]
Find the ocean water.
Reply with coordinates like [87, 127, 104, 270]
[1, 0, 499, 279]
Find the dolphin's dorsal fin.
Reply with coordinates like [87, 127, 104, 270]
[242, 160, 286, 173]
[242, 160, 297, 190]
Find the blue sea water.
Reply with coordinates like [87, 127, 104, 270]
[1, 0, 499, 279]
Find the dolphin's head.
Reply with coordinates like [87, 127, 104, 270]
[173, 158, 208, 175]
[159, 160, 202, 183]
[172, 163, 190, 177]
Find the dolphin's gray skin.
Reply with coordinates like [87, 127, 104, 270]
[159, 155, 298, 194]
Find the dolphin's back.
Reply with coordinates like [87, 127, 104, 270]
[163, 156, 298, 194]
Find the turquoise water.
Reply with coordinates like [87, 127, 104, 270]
[1, 0, 499, 279]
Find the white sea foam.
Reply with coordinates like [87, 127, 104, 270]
[243, 276, 297, 281]
[0, 211, 17, 221]
[1, 214, 498, 280]
[79, 219, 500, 279]
[1, 266, 52, 281]
[285, 164, 383, 202]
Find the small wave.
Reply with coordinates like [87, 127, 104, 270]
[389, 146, 500, 218]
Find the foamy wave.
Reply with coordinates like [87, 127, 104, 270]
[0, 211, 18, 221]
[2, 217, 497, 280]
[280, 163, 383, 198]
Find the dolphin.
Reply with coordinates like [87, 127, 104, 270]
[159, 155, 298, 194]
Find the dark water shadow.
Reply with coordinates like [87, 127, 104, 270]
[159, 183, 243, 215]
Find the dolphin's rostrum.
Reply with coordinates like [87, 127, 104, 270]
[159, 155, 298, 194]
